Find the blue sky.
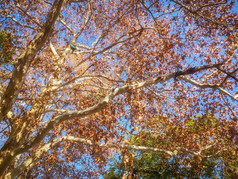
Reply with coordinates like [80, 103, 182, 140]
[0, 0, 238, 178]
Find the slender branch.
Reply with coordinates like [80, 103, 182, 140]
[217, 67, 238, 82]
[5, 137, 65, 178]
[6, 15, 38, 30]
[12, 63, 225, 156]
[205, 49, 238, 80]
[73, 0, 92, 42]
[195, 1, 228, 12]
[70, 0, 87, 3]
[221, 94, 238, 121]
[171, 0, 229, 27]
[176, 141, 225, 157]
[5, 136, 174, 178]
[76, 28, 144, 68]
[6, 135, 226, 178]
[54, 74, 124, 91]
[16, 4, 43, 27]
[0, 63, 226, 176]
[0, 0, 69, 175]
[179, 76, 238, 101]
[59, 19, 75, 35]
[0, 0, 67, 123]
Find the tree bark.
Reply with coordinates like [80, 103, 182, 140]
[0, 0, 67, 176]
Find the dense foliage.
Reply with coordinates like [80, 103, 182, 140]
[105, 115, 238, 178]
[0, 31, 14, 64]
[0, 0, 237, 178]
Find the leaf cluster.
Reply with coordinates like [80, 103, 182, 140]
[105, 115, 238, 179]
[0, 31, 14, 65]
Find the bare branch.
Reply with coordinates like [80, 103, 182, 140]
[14, 63, 225, 155]
[54, 74, 124, 91]
[5, 15, 38, 30]
[179, 76, 238, 101]
[5, 136, 174, 178]
[16, 4, 43, 28]
[0, 0, 68, 124]
[59, 19, 75, 35]
[49, 41, 60, 60]
[7, 135, 225, 178]
[73, 0, 92, 42]
[195, 1, 228, 12]
[221, 94, 238, 121]
[0, 0, 68, 175]
[217, 67, 238, 82]
[171, 0, 229, 27]
[176, 141, 226, 157]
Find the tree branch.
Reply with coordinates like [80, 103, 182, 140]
[14, 63, 225, 155]
[6, 136, 174, 178]
[0, 0, 68, 175]
[179, 76, 238, 101]
[5, 15, 38, 30]
[171, 0, 229, 27]
[6, 135, 225, 178]
[16, 4, 43, 28]
[0, 0, 67, 122]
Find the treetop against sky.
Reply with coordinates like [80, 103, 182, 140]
[0, 0, 237, 178]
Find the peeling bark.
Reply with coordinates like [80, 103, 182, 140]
[0, 0, 67, 175]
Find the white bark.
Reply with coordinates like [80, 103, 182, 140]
[6, 135, 222, 178]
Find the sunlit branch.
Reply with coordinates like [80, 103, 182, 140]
[1, 0, 236, 177]
[15, 4, 43, 28]
[6, 134, 226, 178]
[75, 28, 144, 67]
[44, 109, 69, 113]
[1, 61, 229, 176]
[15, 63, 225, 156]
[59, 19, 75, 36]
[48, 41, 68, 86]
[0, 0, 68, 124]
[176, 141, 226, 157]
[56, 74, 124, 90]
[221, 94, 238, 120]
[70, 0, 87, 3]
[146, 87, 177, 97]
[5, 15, 38, 30]
[49, 41, 60, 60]
[146, 88, 180, 101]
[6, 135, 175, 178]
[217, 67, 238, 82]
[179, 76, 238, 101]
[56, 83, 111, 92]
[73, 0, 92, 42]
[5, 137, 66, 178]
[0, 1, 70, 175]
[67, 136, 175, 155]
[171, 0, 229, 27]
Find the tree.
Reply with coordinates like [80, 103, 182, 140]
[105, 115, 238, 178]
[0, 0, 237, 178]
[0, 30, 14, 64]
